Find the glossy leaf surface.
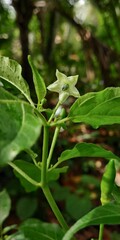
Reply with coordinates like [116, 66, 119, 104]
[69, 88, 120, 128]
[0, 189, 11, 225]
[58, 142, 120, 163]
[63, 203, 120, 240]
[0, 56, 33, 105]
[0, 101, 42, 165]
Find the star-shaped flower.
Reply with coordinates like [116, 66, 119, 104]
[47, 70, 80, 103]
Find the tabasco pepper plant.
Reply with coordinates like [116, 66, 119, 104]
[0, 55, 120, 240]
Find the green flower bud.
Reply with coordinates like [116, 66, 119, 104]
[100, 159, 116, 205]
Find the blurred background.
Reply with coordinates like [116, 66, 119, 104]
[1, 1, 120, 239]
[1, 0, 120, 91]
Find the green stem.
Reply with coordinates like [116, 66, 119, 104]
[50, 161, 62, 170]
[48, 101, 61, 123]
[9, 162, 41, 187]
[41, 124, 69, 233]
[41, 126, 49, 187]
[25, 149, 41, 169]
[47, 126, 60, 168]
[98, 224, 104, 240]
[50, 117, 69, 127]
[43, 186, 69, 231]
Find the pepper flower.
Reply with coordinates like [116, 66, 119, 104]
[47, 70, 80, 103]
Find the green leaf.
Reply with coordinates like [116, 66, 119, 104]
[9, 231, 27, 240]
[0, 189, 11, 225]
[2, 224, 17, 235]
[0, 101, 42, 165]
[69, 87, 120, 128]
[16, 197, 38, 220]
[0, 56, 33, 105]
[58, 142, 120, 163]
[20, 218, 64, 240]
[13, 160, 41, 192]
[0, 87, 17, 100]
[81, 174, 100, 187]
[48, 167, 68, 183]
[63, 203, 120, 240]
[112, 185, 120, 203]
[14, 160, 68, 191]
[66, 194, 92, 220]
[28, 55, 46, 105]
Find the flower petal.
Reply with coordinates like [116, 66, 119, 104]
[47, 80, 61, 93]
[69, 86, 80, 98]
[68, 75, 79, 85]
[56, 69, 67, 84]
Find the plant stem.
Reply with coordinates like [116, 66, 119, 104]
[9, 162, 41, 187]
[98, 224, 104, 240]
[50, 117, 69, 127]
[41, 126, 49, 187]
[41, 125, 69, 233]
[48, 101, 60, 123]
[43, 185, 69, 231]
[47, 126, 60, 168]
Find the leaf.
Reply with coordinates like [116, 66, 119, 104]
[9, 231, 27, 240]
[66, 194, 92, 220]
[0, 189, 11, 225]
[112, 185, 120, 203]
[20, 218, 64, 240]
[0, 87, 17, 100]
[50, 182, 70, 201]
[16, 197, 38, 220]
[69, 87, 120, 128]
[14, 160, 68, 192]
[0, 56, 33, 105]
[28, 55, 46, 105]
[2, 224, 17, 235]
[58, 142, 120, 163]
[48, 167, 68, 183]
[13, 160, 41, 192]
[81, 174, 100, 187]
[62, 203, 120, 240]
[0, 101, 42, 165]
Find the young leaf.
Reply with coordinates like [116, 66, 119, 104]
[20, 218, 64, 240]
[69, 87, 120, 128]
[63, 203, 120, 240]
[28, 55, 46, 105]
[0, 56, 33, 105]
[0, 189, 11, 225]
[58, 142, 120, 163]
[0, 101, 42, 165]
